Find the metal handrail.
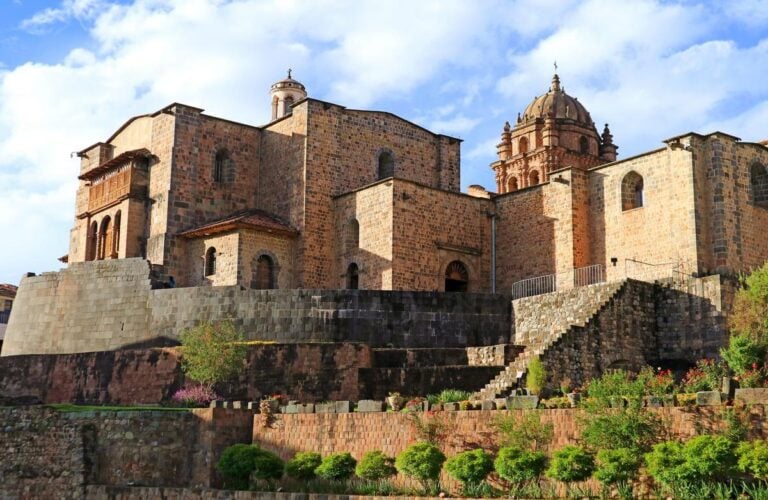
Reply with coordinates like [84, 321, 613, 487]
[511, 264, 606, 300]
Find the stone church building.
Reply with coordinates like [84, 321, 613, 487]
[66, 72, 768, 295]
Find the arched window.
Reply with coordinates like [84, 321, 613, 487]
[529, 170, 540, 186]
[347, 263, 359, 290]
[113, 211, 121, 256]
[750, 162, 768, 206]
[579, 136, 589, 154]
[445, 260, 468, 292]
[97, 216, 112, 260]
[345, 219, 360, 252]
[284, 95, 294, 115]
[214, 149, 229, 183]
[377, 151, 394, 179]
[507, 176, 518, 192]
[621, 171, 644, 211]
[86, 221, 98, 261]
[205, 247, 217, 276]
[252, 254, 275, 289]
[519, 137, 528, 154]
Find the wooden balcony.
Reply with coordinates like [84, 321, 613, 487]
[88, 169, 132, 213]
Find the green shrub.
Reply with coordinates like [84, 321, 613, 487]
[250, 448, 284, 484]
[738, 440, 768, 480]
[216, 444, 283, 490]
[432, 388, 472, 403]
[730, 263, 768, 342]
[645, 436, 737, 487]
[285, 451, 322, 481]
[180, 321, 247, 387]
[585, 370, 644, 409]
[217, 444, 260, 490]
[493, 446, 547, 486]
[355, 450, 397, 481]
[395, 442, 446, 490]
[526, 357, 546, 395]
[645, 441, 687, 487]
[492, 411, 553, 451]
[721, 334, 766, 375]
[315, 452, 357, 482]
[444, 449, 493, 490]
[682, 434, 737, 482]
[545, 445, 594, 483]
[581, 408, 661, 454]
[593, 447, 640, 486]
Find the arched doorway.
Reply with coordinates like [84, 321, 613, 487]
[444, 260, 468, 292]
[252, 254, 275, 289]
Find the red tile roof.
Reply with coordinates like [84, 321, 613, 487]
[0, 284, 18, 298]
[178, 210, 297, 239]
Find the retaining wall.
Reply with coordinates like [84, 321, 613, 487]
[2, 259, 512, 356]
[2, 405, 766, 499]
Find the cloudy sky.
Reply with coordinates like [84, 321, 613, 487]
[1, 0, 767, 284]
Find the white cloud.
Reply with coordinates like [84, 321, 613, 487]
[21, 0, 107, 33]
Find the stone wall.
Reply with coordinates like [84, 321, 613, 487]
[655, 274, 734, 360]
[391, 180, 492, 292]
[3, 405, 767, 499]
[1, 259, 154, 356]
[3, 259, 512, 356]
[255, 406, 768, 462]
[150, 287, 511, 348]
[0, 348, 181, 405]
[0, 408, 86, 499]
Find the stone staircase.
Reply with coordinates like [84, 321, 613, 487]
[475, 280, 627, 400]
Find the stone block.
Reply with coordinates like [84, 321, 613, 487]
[297, 403, 315, 414]
[494, 398, 507, 410]
[356, 400, 384, 412]
[315, 403, 335, 414]
[506, 395, 539, 410]
[479, 400, 495, 410]
[696, 391, 722, 406]
[334, 401, 351, 413]
[209, 400, 225, 408]
[734, 388, 768, 405]
[443, 402, 459, 411]
[282, 404, 300, 414]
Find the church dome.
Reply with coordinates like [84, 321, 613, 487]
[270, 69, 306, 92]
[519, 74, 593, 127]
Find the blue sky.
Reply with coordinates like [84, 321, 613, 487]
[1, 0, 768, 284]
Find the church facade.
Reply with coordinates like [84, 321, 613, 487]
[66, 73, 768, 295]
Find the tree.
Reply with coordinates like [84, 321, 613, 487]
[179, 321, 248, 388]
[492, 411, 553, 451]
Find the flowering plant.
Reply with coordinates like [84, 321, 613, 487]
[736, 363, 766, 388]
[681, 359, 727, 393]
[646, 368, 675, 396]
[172, 384, 218, 407]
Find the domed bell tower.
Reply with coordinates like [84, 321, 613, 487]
[491, 73, 618, 194]
[270, 69, 307, 120]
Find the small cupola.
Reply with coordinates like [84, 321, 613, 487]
[269, 69, 307, 120]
